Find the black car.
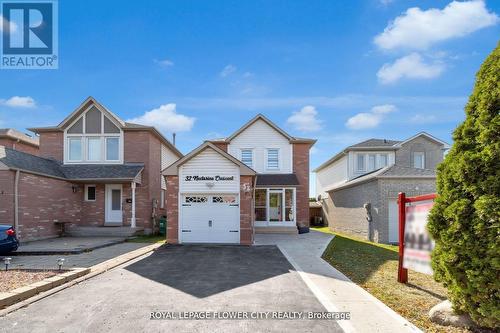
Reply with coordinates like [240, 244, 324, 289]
[0, 225, 19, 254]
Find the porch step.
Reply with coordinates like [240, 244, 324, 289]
[67, 226, 145, 237]
[255, 226, 298, 234]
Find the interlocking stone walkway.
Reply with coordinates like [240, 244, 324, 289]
[1, 242, 150, 270]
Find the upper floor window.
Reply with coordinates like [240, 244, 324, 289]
[356, 154, 365, 172]
[267, 148, 279, 170]
[65, 106, 122, 164]
[368, 154, 376, 171]
[379, 154, 388, 167]
[413, 152, 425, 169]
[241, 149, 253, 168]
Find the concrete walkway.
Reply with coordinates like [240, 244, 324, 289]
[15, 237, 127, 255]
[255, 230, 422, 333]
[1, 242, 151, 270]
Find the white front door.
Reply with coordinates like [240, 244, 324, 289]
[180, 194, 240, 244]
[105, 184, 123, 224]
[388, 199, 399, 243]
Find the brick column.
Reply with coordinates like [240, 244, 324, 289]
[293, 143, 312, 228]
[166, 175, 179, 244]
[240, 175, 254, 245]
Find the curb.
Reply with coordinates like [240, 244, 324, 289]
[0, 242, 163, 316]
[0, 268, 89, 308]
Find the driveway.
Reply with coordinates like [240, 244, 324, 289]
[0, 245, 343, 333]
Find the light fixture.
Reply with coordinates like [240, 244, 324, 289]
[71, 185, 78, 193]
[4, 257, 11, 271]
[57, 258, 65, 271]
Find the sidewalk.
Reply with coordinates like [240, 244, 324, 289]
[15, 237, 127, 255]
[255, 230, 421, 333]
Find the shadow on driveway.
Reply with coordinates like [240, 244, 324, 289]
[125, 245, 292, 298]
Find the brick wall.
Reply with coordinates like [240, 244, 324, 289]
[0, 170, 15, 224]
[17, 172, 82, 241]
[395, 136, 444, 170]
[0, 139, 39, 155]
[39, 131, 63, 161]
[240, 175, 254, 245]
[165, 175, 179, 244]
[324, 180, 379, 241]
[212, 142, 228, 152]
[80, 184, 105, 226]
[293, 143, 312, 228]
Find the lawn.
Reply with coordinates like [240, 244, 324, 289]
[312, 227, 472, 333]
[126, 235, 166, 244]
[0, 270, 59, 293]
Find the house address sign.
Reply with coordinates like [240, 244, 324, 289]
[184, 175, 235, 181]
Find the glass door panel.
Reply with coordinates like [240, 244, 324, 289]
[269, 191, 283, 222]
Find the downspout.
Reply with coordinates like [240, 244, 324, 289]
[252, 175, 257, 243]
[14, 170, 20, 231]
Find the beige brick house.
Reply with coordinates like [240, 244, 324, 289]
[314, 132, 449, 244]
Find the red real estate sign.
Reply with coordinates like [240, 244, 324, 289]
[397, 192, 436, 283]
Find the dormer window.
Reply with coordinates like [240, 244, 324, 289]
[65, 106, 123, 164]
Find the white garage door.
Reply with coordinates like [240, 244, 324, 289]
[388, 199, 399, 244]
[180, 194, 240, 244]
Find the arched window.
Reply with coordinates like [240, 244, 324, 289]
[65, 106, 123, 163]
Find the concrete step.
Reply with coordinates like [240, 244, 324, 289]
[67, 226, 144, 237]
[255, 226, 298, 234]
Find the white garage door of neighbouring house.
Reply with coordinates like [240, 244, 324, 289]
[180, 194, 240, 244]
[388, 199, 399, 244]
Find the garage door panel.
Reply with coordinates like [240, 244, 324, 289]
[181, 194, 240, 244]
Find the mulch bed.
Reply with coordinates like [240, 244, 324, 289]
[0, 269, 60, 293]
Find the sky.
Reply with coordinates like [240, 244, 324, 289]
[0, 0, 499, 195]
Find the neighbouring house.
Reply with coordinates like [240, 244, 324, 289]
[0, 128, 40, 155]
[0, 97, 182, 241]
[163, 114, 316, 245]
[314, 132, 449, 244]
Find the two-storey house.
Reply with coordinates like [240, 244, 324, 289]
[314, 132, 449, 244]
[162, 114, 315, 245]
[0, 97, 182, 241]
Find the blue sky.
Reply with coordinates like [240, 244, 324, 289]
[1, 0, 499, 194]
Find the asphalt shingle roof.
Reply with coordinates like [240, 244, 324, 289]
[256, 173, 299, 186]
[380, 165, 436, 177]
[348, 139, 401, 148]
[0, 147, 143, 181]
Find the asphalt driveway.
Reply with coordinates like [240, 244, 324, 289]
[0, 245, 343, 333]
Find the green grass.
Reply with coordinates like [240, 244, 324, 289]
[127, 235, 166, 244]
[312, 227, 471, 333]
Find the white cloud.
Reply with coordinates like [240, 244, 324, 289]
[410, 114, 437, 123]
[379, 0, 394, 6]
[0, 16, 18, 33]
[220, 64, 237, 77]
[127, 104, 195, 133]
[374, 1, 499, 51]
[346, 104, 396, 130]
[0, 96, 36, 108]
[377, 53, 445, 84]
[242, 71, 254, 78]
[155, 58, 174, 67]
[286, 105, 322, 132]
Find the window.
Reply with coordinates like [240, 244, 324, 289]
[68, 138, 82, 161]
[379, 154, 388, 168]
[356, 154, 365, 172]
[413, 152, 425, 169]
[368, 154, 376, 171]
[241, 149, 253, 168]
[106, 137, 119, 161]
[85, 185, 96, 201]
[185, 196, 208, 203]
[285, 189, 294, 222]
[87, 137, 101, 161]
[267, 149, 279, 170]
[255, 189, 267, 221]
[212, 195, 238, 204]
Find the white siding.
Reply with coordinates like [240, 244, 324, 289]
[228, 119, 292, 173]
[179, 148, 240, 193]
[315, 155, 348, 197]
[161, 144, 180, 189]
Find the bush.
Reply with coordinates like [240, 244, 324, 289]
[427, 42, 500, 328]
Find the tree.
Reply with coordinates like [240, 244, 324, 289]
[428, 42, 499, 328]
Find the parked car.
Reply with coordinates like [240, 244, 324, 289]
[0, 225, 19, 254]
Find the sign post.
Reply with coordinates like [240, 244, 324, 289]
[397, 192, 437, 283]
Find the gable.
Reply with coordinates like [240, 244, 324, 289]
[65, 104, 122, 134]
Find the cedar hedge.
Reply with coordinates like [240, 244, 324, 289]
[427, 42, 500, 328]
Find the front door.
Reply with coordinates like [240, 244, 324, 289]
[269, 190, 283, 222]
[105, 184, 123, 224]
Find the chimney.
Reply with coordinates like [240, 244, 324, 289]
[172, 133, 176, 146]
